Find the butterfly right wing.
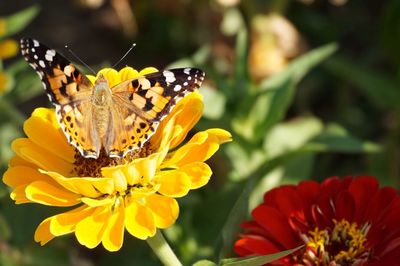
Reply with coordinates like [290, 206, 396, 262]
[20, 38, 101, 158]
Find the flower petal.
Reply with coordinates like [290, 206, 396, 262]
[169, 92, 204, 149]
[12, 138, 73, 176]
[50, 205, 94, 236]
[42, 170, 114, 198]
[34, 217, 55, 245]
[25, 180, 81, 206]
[75, 206, 109, 249]
[102, 201, 125, 251]
[162, 129, 232, 167]
[154, 170, 191, 197]
[3, 165, 54, 188]
[0, 39, 18, 59]
[179, 162, 212, 189]
[119, 66, 140, 80]
[23, 109, 75, 163]
[146, 194, 179, 228]
[139, 67, 158, 75]
[125, 200, 155, 240]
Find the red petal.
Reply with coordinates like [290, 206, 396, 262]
[335, 191, 355, 221]
[365, 186, 397, 222]
[234, 235, 280, 256]
[348, 176, 379, 223]
[252, 205, 299, 249]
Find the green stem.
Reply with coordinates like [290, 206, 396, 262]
[146, 230, 182, 266]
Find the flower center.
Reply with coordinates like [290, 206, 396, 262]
[73, 142, 153, 177]
[298, 219, 371, 266]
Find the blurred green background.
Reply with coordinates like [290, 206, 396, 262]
[0, 0, 399, 265]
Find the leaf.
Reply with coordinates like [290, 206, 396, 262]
[324, 56, 400, 110]
[233, 43, 337, 142]
[200, 84, 227, 119]
[220, 246, 303, 266]
[305, 123, 381, 153]
[258, 43, 338, 92]
[193, 260, 218, 266]
[218, 177, 256, 259]
[263, 117, 324, 157]
[3, 5, 40, 38]
[233, 28, 249, 95]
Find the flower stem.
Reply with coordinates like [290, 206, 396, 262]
[146, 230, 182, 266]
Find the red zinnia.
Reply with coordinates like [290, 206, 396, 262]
[234, 176, 400, 266]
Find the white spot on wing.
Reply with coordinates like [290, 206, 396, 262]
[163, 70, 176, 83]
[183, 82, 188, 86]
[33, 40, 40, 47]
[173, 85, 182, 92]
[39, 60, 46, 68]
[184, 68, 191, 75]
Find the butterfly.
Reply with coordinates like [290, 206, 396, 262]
[20, 38, 205, 159]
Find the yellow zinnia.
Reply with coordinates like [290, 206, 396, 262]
[3, 67, 231, 252]
[0, 38, 18, 59]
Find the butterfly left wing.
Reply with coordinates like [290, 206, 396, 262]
[20, 38, 100, 158]
[106, 68, 205, 157]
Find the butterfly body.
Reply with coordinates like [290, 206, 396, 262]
[20, 38, 205, 159]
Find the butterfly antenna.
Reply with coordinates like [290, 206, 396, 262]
[111, 43, 136, 69]
[65, 44, 96, 75]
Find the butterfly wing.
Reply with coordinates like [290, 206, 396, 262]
[20, 38, 100, 158]
[107, 68, 205, 157]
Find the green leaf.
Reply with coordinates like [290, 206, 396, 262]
[234, 43, 337, 142]
[200, 84, 227, 119]
[218, 177, 256, 259]
[324, 56, 400, 110]
[3, 5, 39, 38]
[233, 28, 249, 95]
[258, 43, 338, 92]
[220, 246, 303, 266]
[193, 260, 218, 266]
[263, 117, 324, 157]
[305, 123, 381, 153]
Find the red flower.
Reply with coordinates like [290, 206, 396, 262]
[234, 176, 400, 266]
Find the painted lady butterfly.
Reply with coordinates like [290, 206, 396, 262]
[20, 38, 204, 159]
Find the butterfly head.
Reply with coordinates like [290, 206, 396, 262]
[92, 74, 112, 106]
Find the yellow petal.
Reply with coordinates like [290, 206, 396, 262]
[50, 205, 94, 236]
[42, 170, 114, 198]
[154, 170, 191, 197]
[34, 217, 55, 245]
[10, 185, 31, 203]
[75, 206, 109, 249]
[100, 166, 127, 192]
[125, 200, 155, 239]
[146, 194, 179, 228]
[24, 110, 75, 163]
[12, 138, 73, 176]
[139, 67, 158, 75]
[0, 71, 9, 94]
[3, 165, 54, 188]
[102, 201, 125, 251]
[8, 155, 37, 168]
[81, 197, 115, 207]
[119, 66, 139, 80]
[169, 92, 204, 149]
[180, 162, 212, 189]
[163, 129, 232, 167]
[98, 68, 120, 88]
[0, 39, 18, 59]
[0, 19, 5, 36]
[25, 181, 81, 206]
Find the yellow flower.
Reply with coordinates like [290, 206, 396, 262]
[0, 71, 9, 94]
[0, 38, 18, 59]
[3, 67, 231, 251]
[0, 19, 6, 36]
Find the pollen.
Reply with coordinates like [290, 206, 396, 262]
[73, 142, 153, 177]
[300, 219, 371, 265]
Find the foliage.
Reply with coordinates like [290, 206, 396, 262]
[0, 1, 398, 265]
